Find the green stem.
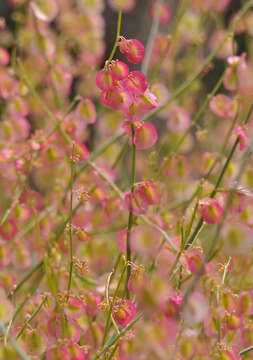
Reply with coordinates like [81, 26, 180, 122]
[144, 0, 253, 123]
[67, 144, 75, 297]
[93, 313, 142, 360]
[107, 10, 122, 64]
[125, 125, 136, 298]
[0, 321, 31, 360]
[16, 296, 47, 340]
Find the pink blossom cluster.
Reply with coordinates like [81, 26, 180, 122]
[1, 0, 253, 359]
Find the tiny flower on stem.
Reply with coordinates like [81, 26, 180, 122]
[112, 298, 137, 328]
[199, 197, 224, 224]
[119, 36, 145, 64]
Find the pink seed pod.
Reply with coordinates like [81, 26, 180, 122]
[125, 88, 158, 122]
[237, 291, 253, 315]
[51, 65, 72, 96]
[112, 298, 137, 328]
[75, 98, 96, 124]
[212, 0, 231, 12]
[124, 181, 160, 215]
[199, 197, 224, 224]
[0, 72, 18, 99]
[223, 312, 242, 331]
[235, 125, 249, 151]
[119, 37, 145, 64]
[0, 241, 11, 268]
[108, 0, 136, 13]
[11, 242, 31, 268]
[238, 62, 253, 98]
[133, 122, 158, 150]
[47, 315, 82, 344]
[184, 248, 204, 274]
[63, 296, 87, 319]
[96, 69, 116, 91]
[204, 312, 222, 338]
[19, 328, 46, 356]
[138, 88, 158, 111]
[165, 294, 183, 318]
[108, 60, 129, 80]
[101, 87, 133, 111]
[221, 290, 238, 313]
[8, 96, 29, 118]
[209, 30, 235, 59]
[209, 94, 237, 119]
[123, 71, 148, 95]
[149, 2, 171, 24]
[0, 296, 14, 323]
[183, 292, 209, 326]
[0, 219, 18, 241]
[0, 47, 10, 66]
[167, 106, 191, 132]
[46, 343, 88, 360]
[83, 291, 101, 318]
[241, 324, 253, 348]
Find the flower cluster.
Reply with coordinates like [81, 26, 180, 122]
[1, 0, 253, 359]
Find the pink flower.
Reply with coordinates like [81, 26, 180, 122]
[123, 121, 158, 150]
[113, 298, 137, 328]
[167, 106, 191, 132]
[123, 71, 148, 95]
[124, 181, 160, 215]
[0, 219, 18, 241]
[149, 2, 171, 24]
[96, 68, 116, 91]
[64, 296, 87, 319]
[165, 294, 183, 318]
[46, 343, 88, 360]
[101, 86, 133, 110]
[108, 59, 129, 80]
[0, 47, 10, 66]
[209, 94, 237, 119]
[199, 197, 224, 224]
[133, 122, 158, 149]
[236, 125, 249, 151]
[184, 248, 204, 274]
[119, 37, 145, 64]
[75, 98, 96, 124]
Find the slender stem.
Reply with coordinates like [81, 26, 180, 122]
[102, 263, 128, 345]
[185, 102, 253, 249]
[93, 313, 142, 360]
[0, 321, 31, 360]
[240, 344, 253, 356]
[107, 10, 122, 64]
[125, 125, 136, 298]
[67, 144, 75, 297]
[143, 0, 253, 123]
[16, 296, 47, 340]
[141, 0, 162, 75]
[8, 261, 43, 299]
